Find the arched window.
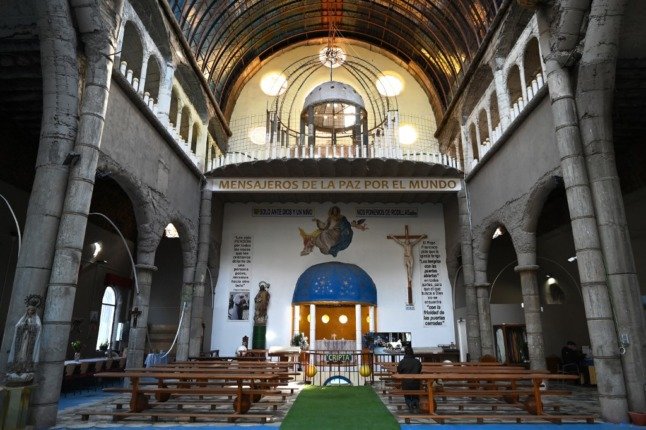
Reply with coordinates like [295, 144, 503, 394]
[144, 56, 162, 102]
[469, 123, 479, 161]
[507, 65, 522, 107]
[96, 286, 116, 350]
[191, 121, 200, 153]
[120, 22, 144, 80]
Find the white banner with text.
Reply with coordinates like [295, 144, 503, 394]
[209, 177, 461, 193]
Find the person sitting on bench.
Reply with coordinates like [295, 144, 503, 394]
[397, 345, 422, 413]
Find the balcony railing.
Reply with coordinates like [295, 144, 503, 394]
[213, 113, 461, 170]
[212, 143, 461, 170]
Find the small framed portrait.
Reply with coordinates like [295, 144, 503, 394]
[228, 291, 250, 321]
[89, 310, 99, 324]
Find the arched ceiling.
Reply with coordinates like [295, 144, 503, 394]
[168, 0, 504, 119]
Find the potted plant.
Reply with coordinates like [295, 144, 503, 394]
[99, 341, 109, 352]
[291, 333, 308, 350]
[628, 411, 646, 426]
[70, 340, 82, 361]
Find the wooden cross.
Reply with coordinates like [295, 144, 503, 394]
[130, 306, 142, 328]
[387, 225, 427, 305]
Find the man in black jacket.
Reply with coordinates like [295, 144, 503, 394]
[397, 345, 422, 412]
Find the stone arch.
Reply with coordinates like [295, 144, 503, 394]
[169, 86, 180, 128]
[180, 105, 191, 142]
[128, 0, 171, 58]
[143, 54, 162, 103]
[461, 65, 495, 117]
[473, 221, 503, 284]
[492, 5, 534, 59]
[175, 64, 208, 122]
[120, 21, 144, 78]
[191, 121, 201, 153]
[507, 64, 522, 106]
[490, 92, 500, 131]
[95, 159, 162, 266]
[446, 241, 462, 288]
[474, 216, 535, 284]
[477, 109, 489, 146]
[469, 123, 479, 161]
[160, 216, 198, 272]
[522, 173, 564, 233]
[522, 37, 542, 86]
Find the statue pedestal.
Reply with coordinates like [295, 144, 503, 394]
[252, 325, 266, 349]
[1, 384, 36, 429]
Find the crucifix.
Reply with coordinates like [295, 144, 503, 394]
[130, 306, 142, 328]
[387, 225, 427, 305]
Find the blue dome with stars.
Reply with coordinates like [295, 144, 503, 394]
[292, 262, 377, 305]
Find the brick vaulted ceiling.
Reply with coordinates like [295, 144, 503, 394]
[168, 0, 505, 118]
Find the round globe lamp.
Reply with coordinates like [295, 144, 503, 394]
[359, 364, 372, 377]
[305, 364, 317, 378]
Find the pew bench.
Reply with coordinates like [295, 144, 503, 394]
[388, 371, 594, 423]
[80, 410, 276, 423]
[92, 370, 287, 416]
[398, 413, 595, 424]
[105, 396, 286, 412]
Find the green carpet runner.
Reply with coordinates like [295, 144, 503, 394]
[281, 385, 399, 430]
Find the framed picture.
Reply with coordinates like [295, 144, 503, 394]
[89, 310, 99, 324]
[228, 291, 250, 321]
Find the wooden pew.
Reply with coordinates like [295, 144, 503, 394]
[388, 371, 594, 423]
[81, 369, 288, 423]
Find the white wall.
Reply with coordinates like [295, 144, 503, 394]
[211, 202, 455, 356]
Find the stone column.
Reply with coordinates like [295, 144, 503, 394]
[309, 304, 316, 351]
[175, 266, 195, 361]
[575, 0, 646, 412]
[126, 264, 157, 369]
[457, 187, 481, 361]
[485, 108, 493, 144]
[293, 305, 300, 337]
[155, 62, 175, 125]
[518, 62, 528, 102]
[31, 0, 124, 425]
[197, 125, 208, 164]
[307, 106, 315, 147]
[175, 100, 183, 134]
[187, 119, 194, 149]
[137, 52, 149, 96]
[188, 189, 212, 357]
[0, 0, 79, 374]
[368, 306, 375, 332]
[536, 7, 628, 422]
[492, 61, 512, 129]
[514, 264, 546, 370]
[475, 283, 494, 357]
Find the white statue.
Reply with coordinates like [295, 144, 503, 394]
[7, 295, 42, 384]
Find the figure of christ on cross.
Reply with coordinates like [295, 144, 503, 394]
[387, 225, 427, 305]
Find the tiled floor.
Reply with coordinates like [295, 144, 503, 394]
[54, 380, 626, 429]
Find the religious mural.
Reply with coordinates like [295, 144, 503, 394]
[298, 205, 367, 257]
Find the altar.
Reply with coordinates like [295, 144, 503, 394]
[315, 339, 356, 351]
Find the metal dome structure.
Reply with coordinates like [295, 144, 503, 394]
[300, 81, 368, 146]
